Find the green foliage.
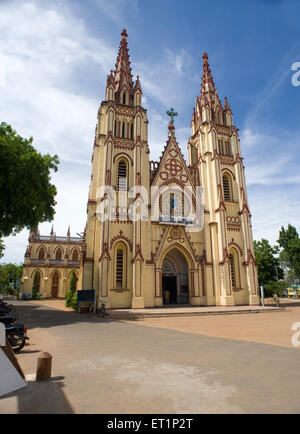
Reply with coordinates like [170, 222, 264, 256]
[65, 270, 77, 308]
[32, 272, 39, 300]
[0, 263, 23, 295]
[278, 225, 300, 279]
[264, 281, 288, 297]
[254, 239, 283, 286]
[0, 122, 59, 237]
[65, 290, 73, 307]
[0, 239, 4, 258]
[69, 270, 77, 293]
[70, 292, 78, 311]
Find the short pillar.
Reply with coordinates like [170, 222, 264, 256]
[36, 352, 52, 381]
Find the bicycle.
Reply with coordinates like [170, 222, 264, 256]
[86, 303, 94, 316]
[96, 303, 109, 318]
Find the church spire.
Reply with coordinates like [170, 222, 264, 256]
[200, 52, 222, 110]
[114, 28, 134, 104]
[223, 96, 232, 113]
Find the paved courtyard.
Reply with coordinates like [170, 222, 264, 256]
[1, 300, 300, 414]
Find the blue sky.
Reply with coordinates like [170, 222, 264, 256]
[0, 0, 300, 263]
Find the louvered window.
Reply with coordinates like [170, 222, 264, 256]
[116, 250, 123, 288]
[117, 161, 127, 190]
[223, 176, 231, 201]
[230, 254, 236, 288]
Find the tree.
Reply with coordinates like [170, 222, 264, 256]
[65, 270, 77, 308]
[254, 239, 283, 286]
[0, 263, 23, 295]
[278, 225, 300, 280]
[0, 238, 4, 258]
[0, 122, 59, 238]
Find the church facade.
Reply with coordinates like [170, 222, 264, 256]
[22, 29, 259, 308]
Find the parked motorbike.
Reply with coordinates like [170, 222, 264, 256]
[0, 308, 29, 353]
[0, 300, 17, 317]
[5, 323, 29, 352]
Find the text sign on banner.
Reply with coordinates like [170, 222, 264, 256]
[77, 289, 95, 304]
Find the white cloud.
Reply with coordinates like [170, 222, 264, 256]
[0, 0, 115, 263]
[93, 0, 139, 25]
[249, 186, 300, 246]
[240, 125, 300, 245]
[136, 48, 195, 108]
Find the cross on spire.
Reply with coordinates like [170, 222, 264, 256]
[166, 108, 178, 124]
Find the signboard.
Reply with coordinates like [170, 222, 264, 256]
[77, 289, 95, 304]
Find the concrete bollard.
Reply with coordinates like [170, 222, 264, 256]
[36, 352, 52, 381]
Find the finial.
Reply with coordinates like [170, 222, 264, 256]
[121, 29, 128, 40]
[202, 52, 208, 64]
[166, 107, 178, 127]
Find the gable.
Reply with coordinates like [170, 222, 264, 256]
[151, 133, 195, 190]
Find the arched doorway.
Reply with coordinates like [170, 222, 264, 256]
[161, 248, 189, 305]
[51, 271, 60, 298]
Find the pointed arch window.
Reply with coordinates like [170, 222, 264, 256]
[38, 247, 45, 260]
[72, 249, 79, 261]
[229, 253, 236, 289]
[115, 242, 127, 289]
[56, 248, 62, 261]
[170, 193, 175, 217]
[220, 140, 225, 155]
[34, 271, 41, 293]
[116, 250, 123, 287]
[224, 140, 231, 156]
[130, 123, 134, 139]
[117, 160, 127, 190]
[122, 92, 126, 105]
[222, 174, 232, 201]
[51, 271, 60, 297]
[122, 122, 125, 138]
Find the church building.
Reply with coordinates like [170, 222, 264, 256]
[22, 29, 260, 308]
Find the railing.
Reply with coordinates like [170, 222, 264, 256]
[30, 259, 80, 266]
[49, 260, 64, 266]
[30, 259, 46, 265]
[68, 261, 80, 267]
[33, 235, 83, 244]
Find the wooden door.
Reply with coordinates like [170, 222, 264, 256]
[51, 272, 59, 298]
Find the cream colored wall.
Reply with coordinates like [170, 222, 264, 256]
[22, 241, 81, 298]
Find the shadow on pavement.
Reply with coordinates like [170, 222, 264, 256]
[8, 301, 118, 332]
[0, 377, 74, 414]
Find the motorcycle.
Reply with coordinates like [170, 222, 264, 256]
[0, 300, 17, 317]
[0, 311, 29, 353]
[5, 323, 29, 352]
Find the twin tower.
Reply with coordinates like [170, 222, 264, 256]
[80, 29, 259, 308]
